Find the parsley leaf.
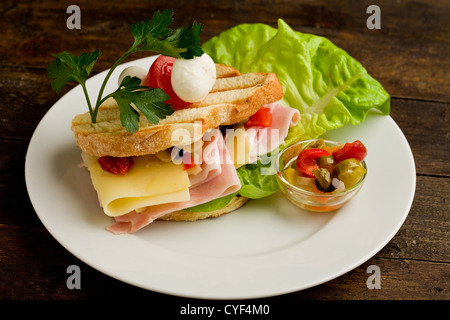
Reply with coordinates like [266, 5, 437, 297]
[105, 76, 173, 134]
[47, 9, 203, 133]
[129, 9, 204, 58]
[115, 97, 140, 134]
[130, 10, 172, 48]
[48, 49, 101, 115]
[165, 22, 204, 59]
[47, 58, 74, 93]
[48, 50, 101, 92]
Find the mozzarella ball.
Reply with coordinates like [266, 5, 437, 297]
[171, 53, 216, 103]
[118, 66, 148, 87]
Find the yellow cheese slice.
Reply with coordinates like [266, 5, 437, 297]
[81, 153, 191, 217]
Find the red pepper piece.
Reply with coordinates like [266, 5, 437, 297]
[182, 152, 196, 170]
[244, 107, 273, 128]
[296, 148, 331, 177]
[183, 162, 196, 170]
[97, 156, 134, 175]
[332, 140, 367, 163]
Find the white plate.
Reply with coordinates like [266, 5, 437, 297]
[25, 56, 416, 299]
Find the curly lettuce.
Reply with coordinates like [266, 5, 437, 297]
[195, 19, 390, 207]
[202, 19, 390, 144]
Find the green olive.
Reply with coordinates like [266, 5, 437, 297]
[334, 158, 366, 189]
[317, 155, 336, 167]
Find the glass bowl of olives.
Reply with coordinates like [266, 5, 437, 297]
[275, 139, 367, 212]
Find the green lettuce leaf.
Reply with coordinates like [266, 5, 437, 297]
[202, 23, 277, 73]
[236, 153, 279, 199]
[203, 19, 390, 143]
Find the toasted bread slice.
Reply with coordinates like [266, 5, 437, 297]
[71, 64, 283, 157]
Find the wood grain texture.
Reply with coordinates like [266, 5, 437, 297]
[0, 0, 448, 302]
[1, 0, 449, 102]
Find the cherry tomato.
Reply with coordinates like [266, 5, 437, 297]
[98, 156, 134, 175]
[244, 107, 273, 128]
[332, 140, 367, 163]
[147, 55, 191, 110]
[296, 148, 331, 177]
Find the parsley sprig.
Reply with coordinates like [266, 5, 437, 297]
[47, 9, 203, 133]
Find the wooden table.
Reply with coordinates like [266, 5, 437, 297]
[1, 0, 448, 305]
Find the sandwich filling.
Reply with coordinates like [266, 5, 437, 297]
[87, 100, 299, 234]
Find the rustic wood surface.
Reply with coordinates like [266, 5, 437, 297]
[0, 0, 448, 306]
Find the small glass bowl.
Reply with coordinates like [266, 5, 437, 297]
[275, 139, 367, 212]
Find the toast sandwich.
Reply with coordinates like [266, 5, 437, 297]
[71, 63, 299, 234]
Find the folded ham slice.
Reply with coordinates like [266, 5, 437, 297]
[106, 129, 241, 234]
[188, 129, 224, 187]
[238, 101, 300, 163]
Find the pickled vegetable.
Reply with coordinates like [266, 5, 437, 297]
[331, 178, 345, 192]
[334, 158, 366, 188]
[305, 139, 325, 149]
[284, 167, 315, 191]
[283, 167, 297, 185]
[296, 148, 330, 177]
[332, 140, 367, 162]
[313, 168, 332, 191]
[286, 139, 367, 194]
[317, 155, 336, 172]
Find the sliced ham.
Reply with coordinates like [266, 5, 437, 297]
[106, 101, 299, 234]
[107, 129, 241, 234]
[188, 129, 224, 187]
[237, 101, 300, 163]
